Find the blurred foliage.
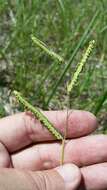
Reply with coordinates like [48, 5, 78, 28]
[0, 103, 6, 118]
[0, 0, 107, 132]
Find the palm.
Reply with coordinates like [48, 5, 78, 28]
[0, 110, 107, 189]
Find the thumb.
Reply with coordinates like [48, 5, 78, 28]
[30, 164, 81, 190]
[0, 164, 81, 190]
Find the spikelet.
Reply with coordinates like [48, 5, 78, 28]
[31, 35, 64, 63]
[67, 40, 95, 93]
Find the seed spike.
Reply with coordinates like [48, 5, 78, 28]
[31, 35, 64, 63]
[13, 90, 63, 140]
[67, 40, 95, 93]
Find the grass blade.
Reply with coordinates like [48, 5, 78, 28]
[58, 0, 65, 14]
[94, 90, 107, 115]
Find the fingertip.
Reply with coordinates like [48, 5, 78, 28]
[83, 110, 98, 130]
[56, 164, 81, 190]
[68, 110, 99, 138]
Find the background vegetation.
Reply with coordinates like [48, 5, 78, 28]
[0, 0, 107, 133]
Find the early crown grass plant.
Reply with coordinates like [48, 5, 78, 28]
[13, 38, 95, 165]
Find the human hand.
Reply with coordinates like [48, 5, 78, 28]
[0, 110, 107, 190]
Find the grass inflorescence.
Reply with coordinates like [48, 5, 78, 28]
[67, 40, 95, 93]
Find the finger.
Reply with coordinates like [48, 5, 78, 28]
[0, 164, 81, 190]
[11, 135, 107, 170]
[79, 163, 107, 190]
[0, 110, 98, 152]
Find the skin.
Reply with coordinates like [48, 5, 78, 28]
[0, 110, 107, 190]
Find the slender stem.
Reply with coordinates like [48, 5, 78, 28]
[60, 109, 69, 165]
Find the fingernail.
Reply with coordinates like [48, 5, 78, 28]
[56, 164, 81, 190]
